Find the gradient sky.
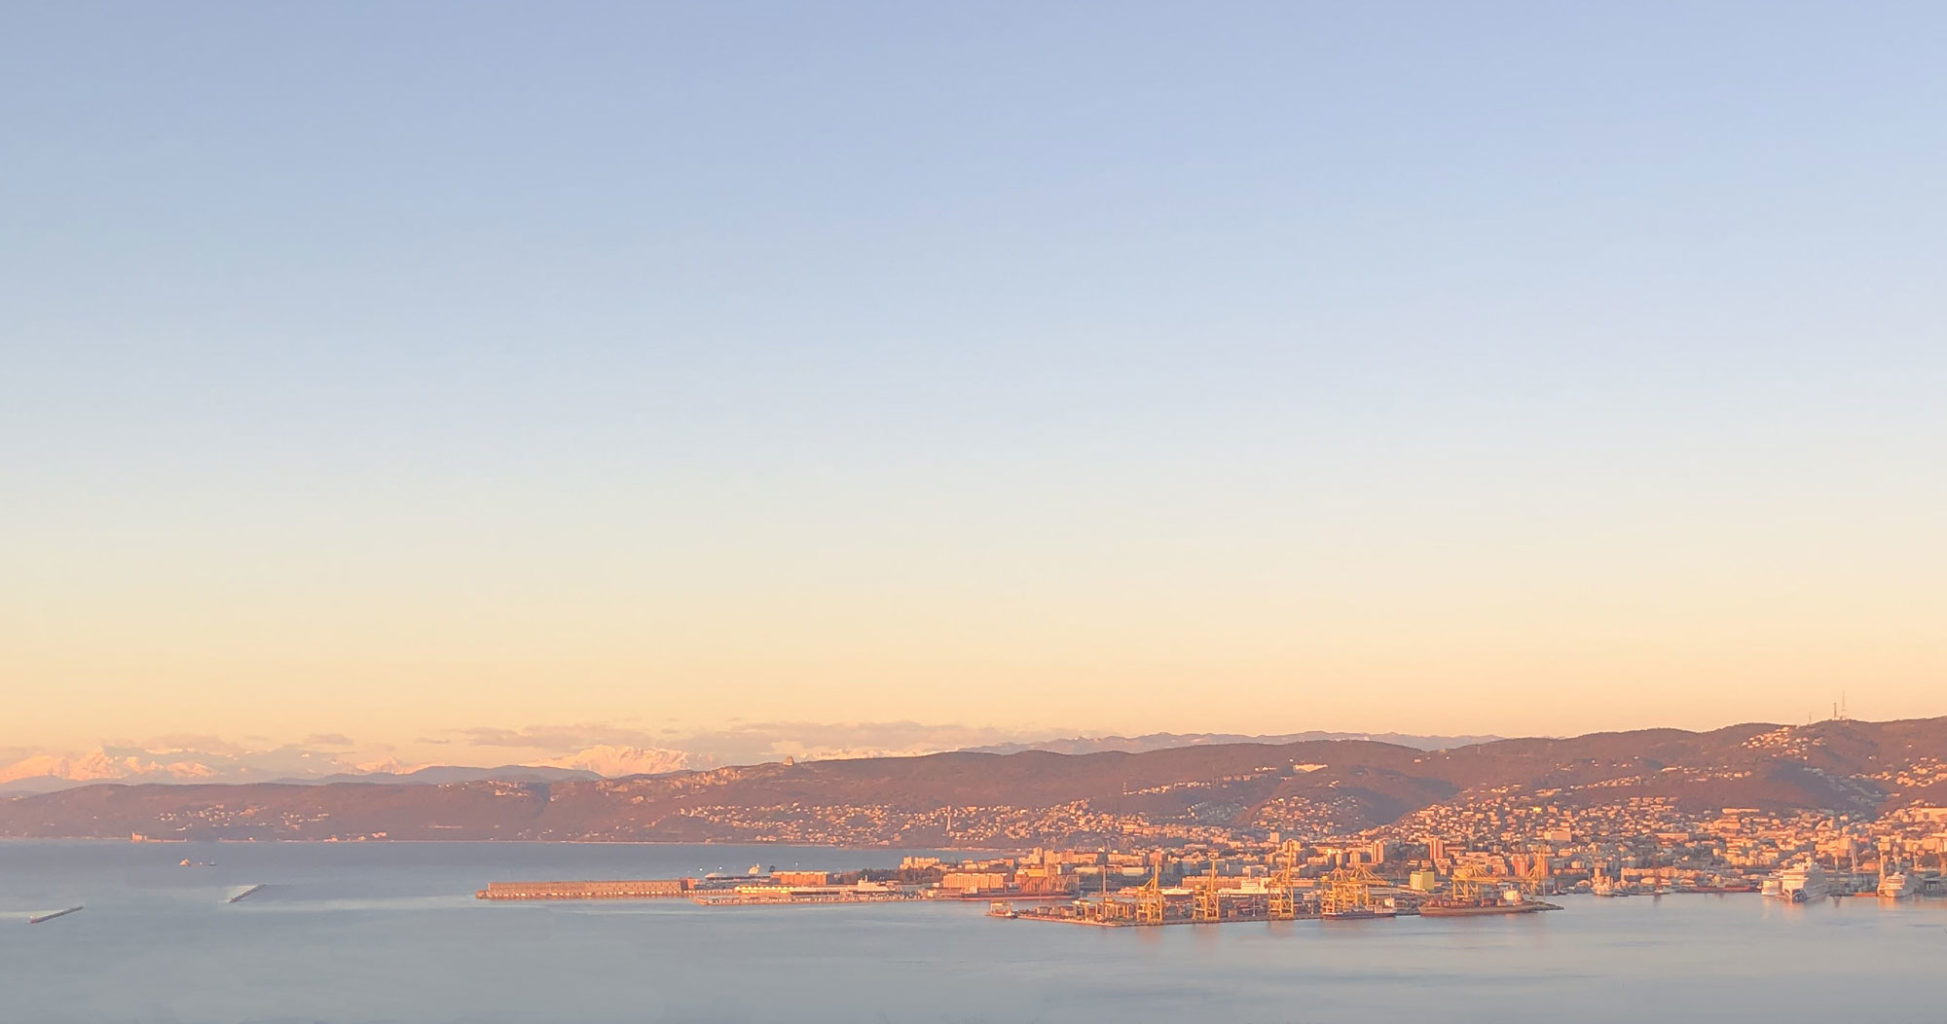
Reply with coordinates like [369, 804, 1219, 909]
[5, 2, 1945, 766]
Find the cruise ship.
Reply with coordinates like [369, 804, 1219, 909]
[1762, 863, 1829, 902]
[1877, 872, 1919, 900]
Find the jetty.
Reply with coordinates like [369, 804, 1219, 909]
[476, 879, 691, 900]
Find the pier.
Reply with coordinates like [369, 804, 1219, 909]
[477, 879, 691, 900]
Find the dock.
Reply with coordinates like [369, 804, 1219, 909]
[477, 879, 691, 900]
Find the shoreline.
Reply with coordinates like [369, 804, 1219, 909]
[0, 836, 1031, 854]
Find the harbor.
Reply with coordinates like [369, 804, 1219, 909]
[10, 839, 1947, 1023]
[466, 831, 1944, 929]
[990, 862, 1563, 927]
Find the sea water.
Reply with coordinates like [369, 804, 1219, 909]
[3, 840, 1944, 1023]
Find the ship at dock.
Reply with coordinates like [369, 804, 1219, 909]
[1876, 872, 1919, 900]
[1319, 906, 1395, 921]
[1419, 877, 1560, 917]
[1420, 892, 1558, 917]
[1761, 863, 1830, 902]
[1419, 899, 1557, 917]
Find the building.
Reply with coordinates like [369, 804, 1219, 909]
[939, 871, 1008, 894]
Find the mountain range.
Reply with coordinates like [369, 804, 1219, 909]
[0, 732, 1492, 795]
[3, 717, 1943, 844]
[966, 731, 1503, 755]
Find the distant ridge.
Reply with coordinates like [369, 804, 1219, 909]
[0, 763, 600, 796]
[8, 716, 1945, 844]
[965, 731, 1503, 756]
[275, 765, 603, 787]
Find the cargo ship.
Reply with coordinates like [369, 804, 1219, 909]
[1320, 907, 1396, 921]
[1420, 886, 1560, 917]
[1420, 899, 1558, 917]
[28, 906, 84, 925]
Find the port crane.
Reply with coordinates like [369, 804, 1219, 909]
[1192, 863, 1224, 923]
[1135, 864, 1166, 925]
[1450, 864, 1500, 904]
[1319, 864, 1380, 915]
[1517, 852, 1554, 896]
[1266, 840, 1301, 921]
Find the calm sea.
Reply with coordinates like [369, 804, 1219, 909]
[3, 840, 1943, 1023]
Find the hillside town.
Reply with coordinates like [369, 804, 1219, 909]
[653, 797, 1947, 901]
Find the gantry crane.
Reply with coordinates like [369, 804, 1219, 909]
[1267, 840, 1301, 921]
[1450, 863, 1498, 904]
[1319, 864, 1380, 915]
[1135, 864, 1166, 925]
[1192, 863, 1223, 923]
[1518, 853, 1554, 896]
[1085, 856, 1130, 923]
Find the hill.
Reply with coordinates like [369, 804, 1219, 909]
[3, 717, 1944, 846]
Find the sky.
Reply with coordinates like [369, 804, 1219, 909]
[4, 2, 1945, 774]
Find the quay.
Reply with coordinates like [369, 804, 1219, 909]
[690, 882, 915, 906]
[477, 879, 691, 900]
[992, 895, 1562, 927]
[477, 870, 1079, 906]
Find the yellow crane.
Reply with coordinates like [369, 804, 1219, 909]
[1450, 863, 1498, 904]
[1319, 864, 1379, 915]
[1135, 864, 1166, 926]
[1518, 854, 1553, 896]
[1085, 857, 1130, 923]
[1267, 840, 1301, 921]
[1192, 863, 1223, 923]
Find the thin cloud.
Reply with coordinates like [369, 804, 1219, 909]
[142, 733, 245, 755]
[442, 720, 1048, 769]
[451, 723, 663, 754]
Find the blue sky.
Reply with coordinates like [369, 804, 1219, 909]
[4, 2, 1944, 761]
